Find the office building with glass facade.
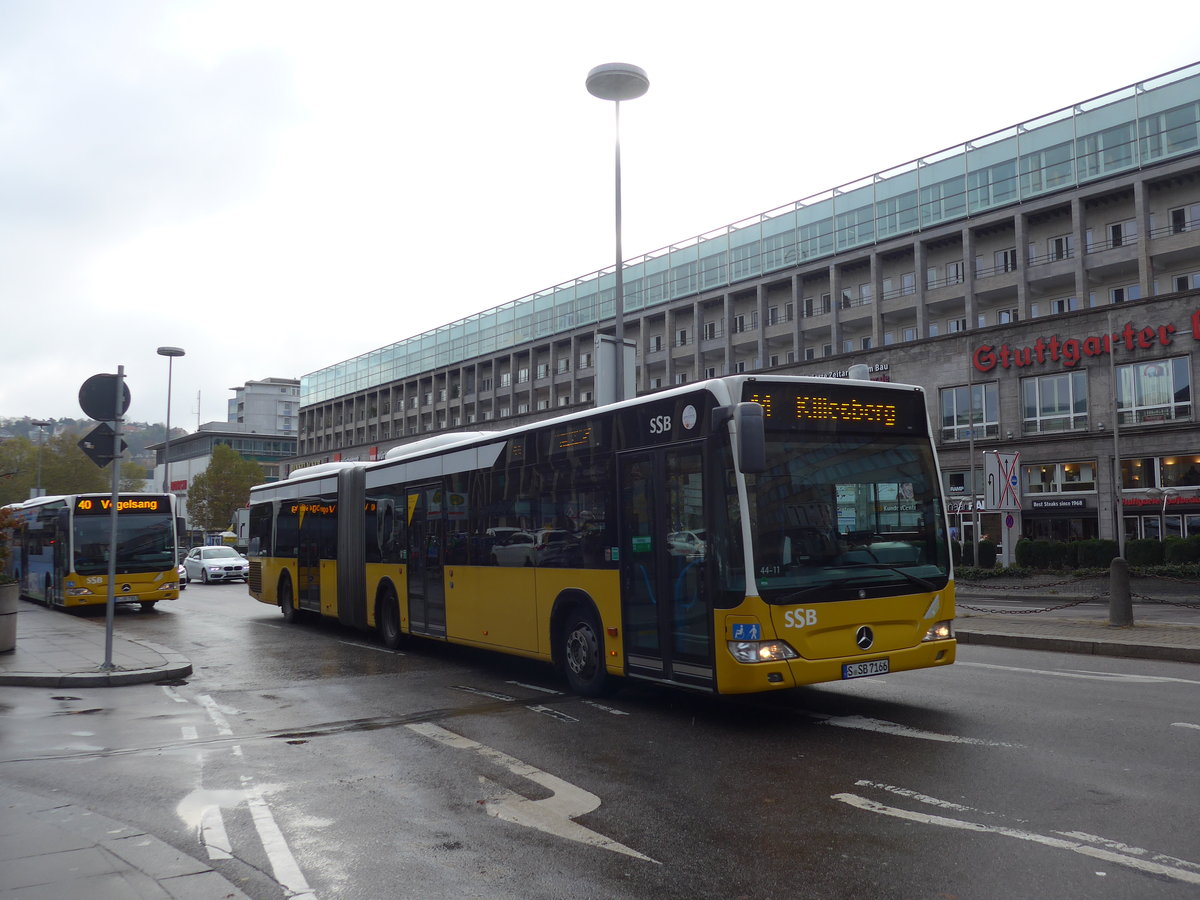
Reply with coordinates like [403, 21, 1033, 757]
[296, 63, 1200, 547]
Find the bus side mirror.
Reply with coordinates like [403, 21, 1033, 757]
[713, 402, 766, 474]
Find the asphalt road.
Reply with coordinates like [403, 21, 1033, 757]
[2, 583, 1198, 899]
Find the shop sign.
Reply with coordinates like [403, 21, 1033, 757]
[972, 308, 1200, 373]
[1030, 498, 1086, 510]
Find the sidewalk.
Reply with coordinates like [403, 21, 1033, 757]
[0, 600, 192, 687]
[954, 573, 1200, 664]
[0, 782, 249, 900]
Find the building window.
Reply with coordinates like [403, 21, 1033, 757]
[650, 377, 663, 388]
[1110, 284, 1141, 304]
[1025, 461, 1096, 494]
[861, 337, 872, 350]
[517, 367, 529, 384]
[704, 366, 717, 379]
[674, 373, 688, 384]
[928, 323, 939, 337]
[947, 260, 965, 284]
[650, 335, 664, 352]
[903, 327, 917, 342]
[901, 273, 915, 295]
[821, 343, 832, 357]
[536, 363, 550, 379]
[999, 308, 1019, 325]
[804, 347, 816, 361]
[734, 361, 746, 373]
[841, 339, 854, 354]
[1050, 297, 1081, 314]
[994, 248, 1017, 273]
[948, 318, 967, 333]
[1048, 234, 1073, 261]
[499, 373, 511, 388]
[940, 382, 999, 441]
[556, 358, 570, 374]
[1022, 371, 1088, 434]
[578, 352, 593, 370]
[676, 328, 688, 346]
[1116, 356, 1192, 426]
[1170, 204, 1200, 234]
[1107, 219, 1137, 248]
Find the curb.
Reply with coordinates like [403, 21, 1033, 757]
[0, 639, 193, 688]
[955, 629, 1200, 664]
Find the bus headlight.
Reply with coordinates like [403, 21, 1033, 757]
[922, 620, 954, 642]
[727, 640, 799, 663]
[66, 587, 94, 597]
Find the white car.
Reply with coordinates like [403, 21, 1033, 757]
[184, 546, 250, 584]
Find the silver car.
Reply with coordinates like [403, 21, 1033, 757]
[184, 546, 250, 584]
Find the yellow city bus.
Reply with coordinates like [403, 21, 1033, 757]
[248, 375, 955, 695]
[5, 493, 182, 611]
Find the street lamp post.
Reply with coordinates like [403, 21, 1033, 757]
[586, 62, 649, 404]
[30, 419, 51, 498]
[157, 347, 185, 494]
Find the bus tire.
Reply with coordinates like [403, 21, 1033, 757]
[377, 586, 402, 650]
[141, 601, 158, 613]
[561, 606, 608, 697]
[279, 574, 298, 623]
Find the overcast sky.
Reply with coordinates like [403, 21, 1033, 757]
[1, 1, 1195, 428]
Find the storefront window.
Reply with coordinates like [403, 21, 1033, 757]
[1116, 356, 1191, 425]
[1025, 461, 1096, 493]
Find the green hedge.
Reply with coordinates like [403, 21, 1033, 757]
[1125, 538, 1163, 566]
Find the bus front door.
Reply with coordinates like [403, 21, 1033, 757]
[618, 445, 713, 690]
[406, 485, 446, 638]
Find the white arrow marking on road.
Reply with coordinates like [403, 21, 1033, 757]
[834, 792, 1200, 886]
[408, 722, 658, 863]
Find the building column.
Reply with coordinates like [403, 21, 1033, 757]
[829, 264, 842, 353]
[791, 273, 803, 362]
[756, 284, 767, 369]
[1071, 196, 1088, 305]
[914, 241, 928, 338]
[1134, 177, 1153, 298]
[870, 252, 883, 345]
[962, 225, 977, 328]
[1014, 211, 1030, 320]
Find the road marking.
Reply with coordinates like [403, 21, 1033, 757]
[181, 726, 198, 741]
[408, 721, 658, 863]
[527, 705, 579, 723]
[959, 661, 1200, 685]
[1173, 722, 1200, 731]
[200, 806, 232, 860]
[835, 791, 1200, 885]
[506, 681, 561, 694]
[161, 686, 189, 703]
[242, 774, 316, 898]
[453, 686, 516, 701]
[813, 714, 1022, 747]
[583, 700, 630, 716]
[336, 639, 399, 654]
[197, 695, 234, 736]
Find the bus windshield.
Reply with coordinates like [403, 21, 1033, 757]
[746, 433, 950, 602]
[73, 511, 176, 575]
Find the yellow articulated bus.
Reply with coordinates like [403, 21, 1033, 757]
[248, 374, 955, 695]
[4, 493, 181, 611]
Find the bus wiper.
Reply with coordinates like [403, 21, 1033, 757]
[770, 582, 835, 605]
[837, 563, 939, 592]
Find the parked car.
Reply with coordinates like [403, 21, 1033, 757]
[487, 528, 537, 566]
[177, 561, 188, 589]
[184, 546, 250, 584]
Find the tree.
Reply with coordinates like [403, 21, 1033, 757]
[187, 444, 262, 532]
[120, 462, 151, 492]
[0, 433, 108, 506]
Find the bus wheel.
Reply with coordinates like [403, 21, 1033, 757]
[378, 588, 402, 651]
[141, 602, 158, 613]
[562, 607, 607, 697]
[279, 575, 298, 623]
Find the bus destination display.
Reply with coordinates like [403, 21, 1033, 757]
[743, 382, 925, 434]
[74, 496, 169, 514]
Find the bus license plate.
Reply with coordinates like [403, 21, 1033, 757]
[842, 659, 889, 679]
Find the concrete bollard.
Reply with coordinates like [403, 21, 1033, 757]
[1109, 556, 1133, 627]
